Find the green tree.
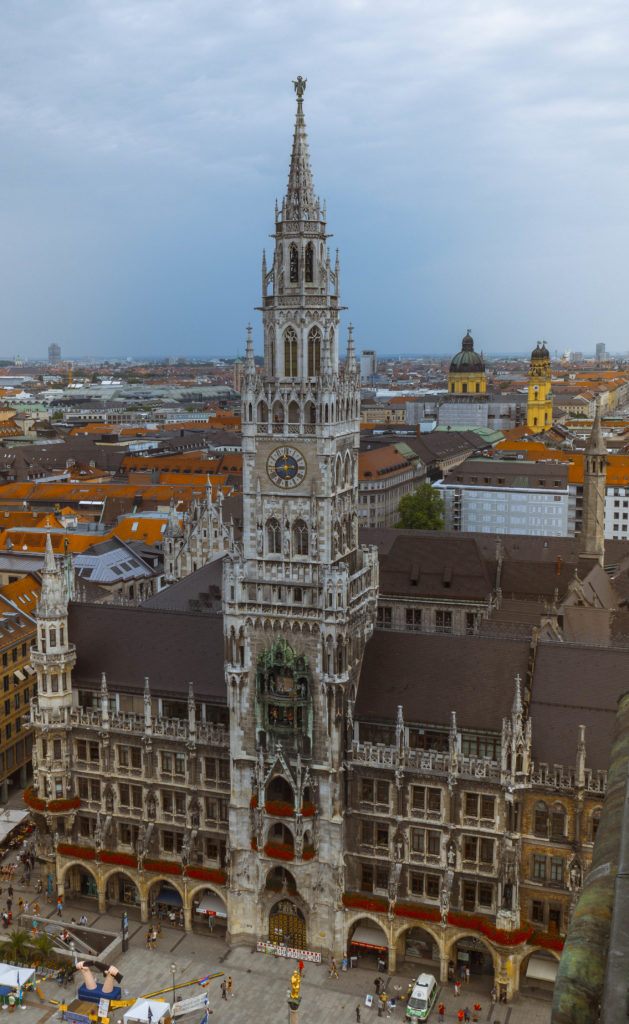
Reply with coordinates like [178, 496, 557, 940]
[395, 482, 445, 530]
[0, 928, 31, 962]
[31, 931, 57, 966]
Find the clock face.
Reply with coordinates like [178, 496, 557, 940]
[267, 446, 307, 489]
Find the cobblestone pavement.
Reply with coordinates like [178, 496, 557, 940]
[0, 817, 552, 1024]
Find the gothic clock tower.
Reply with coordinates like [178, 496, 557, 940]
[223, 79, 378, 955]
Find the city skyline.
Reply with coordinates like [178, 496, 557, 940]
[1, 0, 628, 360]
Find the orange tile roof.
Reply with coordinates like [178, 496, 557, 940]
[358, 445, 413, 480]
[0, 575, 41, 614]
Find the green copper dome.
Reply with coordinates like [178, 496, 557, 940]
[449, 331, 485, 373]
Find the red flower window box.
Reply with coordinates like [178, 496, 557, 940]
[98, 851, 138, 867]
[302, 846, 315, 861]
[265, 800, 295, 817]
[144, 859, 183, 875]
[186, 867, 227, 885]
[24, 787, 81, 813]
[301, 802, 315, 817]
[57, 843, 96, 861]
[264, 842, 295, 862]
[342, 892, 388, 913]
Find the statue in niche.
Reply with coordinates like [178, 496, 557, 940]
[146, 791, 156, 820]
[569, 860, 582, 890]
[446, 840, 456, 867]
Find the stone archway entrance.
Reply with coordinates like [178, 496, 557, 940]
[269, 899, 306, 948]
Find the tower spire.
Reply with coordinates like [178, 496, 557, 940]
[580, 396, 607, 567]
[286, 77, 316, 221]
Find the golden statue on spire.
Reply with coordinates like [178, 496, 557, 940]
[293, 76, 307, 98]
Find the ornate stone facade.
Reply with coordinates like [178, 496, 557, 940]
[25, 85, 611, 999]
[163, 482, 232, 583]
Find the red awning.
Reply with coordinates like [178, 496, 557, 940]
[350, 925, 387, 951]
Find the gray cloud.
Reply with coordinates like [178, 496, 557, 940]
[1, 0, 628, 358]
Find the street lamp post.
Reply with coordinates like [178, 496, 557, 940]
[171, 964, 176, 1009]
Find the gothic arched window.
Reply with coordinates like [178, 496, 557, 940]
[308, 326, 321, 377]
[284, 327, 298, 377]
[293, 519, 309, 556]
[534, 801, 549, 837]
[305, 242, 314, 283]
[267, 518, 281, 554]
[551, 804, 567, 838]
[289, 244, 299, 283]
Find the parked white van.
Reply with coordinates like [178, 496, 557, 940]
[406, 973, 438, 1020]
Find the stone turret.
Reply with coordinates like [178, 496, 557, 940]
[31, 534, 76, 711]
[579, 400, 607, 567]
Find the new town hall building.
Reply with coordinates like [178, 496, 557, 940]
[26, 84, 627, 997]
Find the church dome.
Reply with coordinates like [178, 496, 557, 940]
[531, 340, 549, 361]
[449, 331, 485, 373]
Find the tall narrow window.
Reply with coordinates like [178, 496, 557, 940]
[305, 242, 314, 282]
[284, 327, 298, 377]
[308, 326, 321, 376]
[289, 244, 299, 282]
[267, 518, 281, 554]
[293, 519, 309, 556]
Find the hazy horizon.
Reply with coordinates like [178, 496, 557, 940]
[1, 1, 628, 361]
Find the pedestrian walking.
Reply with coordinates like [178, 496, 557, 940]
[220, 980, 227, 1001]
[454, 980, 461, 997]
[473, 1003, 482, 1021]
[490, 987, 497, 1005]
[57, 901, 63, 918]
[465, 966, 470, 984]
[298, 960, 304, 975]
[227, 977, 233, 997]
[457, 1010, 464, 1024]
[464, 1007, 470, 1022]
[146, 929, 152, 950]
[356, 1006, 361, 1023]
[438, 1004, 446, 1022]
[374, 978, 381, 996]
[330, 958, 338, 979]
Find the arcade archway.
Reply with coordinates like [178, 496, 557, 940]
[269, 898, 306, 948]
[105, 871, 139, 908]
[62, 863, 98, 900]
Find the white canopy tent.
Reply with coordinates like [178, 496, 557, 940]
[195, 893, 227, 918]
[123, 999, 171, 1024]
[525, 956, 559, 983]
[0, 810, 29, 846]
[0, 966, 35, 989]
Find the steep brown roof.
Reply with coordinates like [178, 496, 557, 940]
[373, 531, 493, 600]
[68, 603, 225, 702]
[356, 631, 530, 730]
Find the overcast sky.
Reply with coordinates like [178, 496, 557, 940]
[1, 0, 628, 361]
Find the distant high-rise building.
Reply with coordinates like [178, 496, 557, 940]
[596, 342, 607, 361]
[48, 343, 61, 364]
[360, 349, 377, 384]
